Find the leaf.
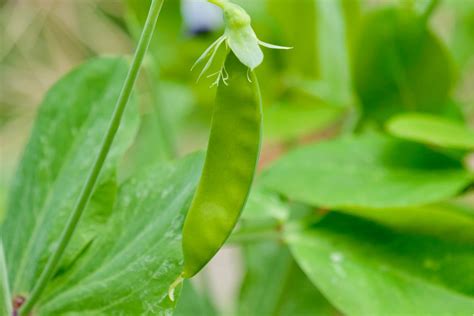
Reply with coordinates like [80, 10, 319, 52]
[264, 103, 342, 143]
[241, 187, 289, 223]
[174, 281, 218, 316]
[353, 7, 454, 122]
[261, 133, 472, 209]
[314, 0, 353, 107]
[386, 113, 474, 150]
[36, 153, 204, 315]
[1, 57, 139, 296]
[268, 0, 358, 84]
[448, 0, 474, 69]
[287, 213, 474, 316]
[0, 240, 12, 316]
[54, 171, 118, 275]
[335, 202, 474, 244]
[238, 241, 339, 316]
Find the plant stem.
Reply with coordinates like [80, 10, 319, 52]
[1, 241, 12, 316]
[18, 0, 164, 314]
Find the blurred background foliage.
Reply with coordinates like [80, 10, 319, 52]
[0, 0, 473, 314]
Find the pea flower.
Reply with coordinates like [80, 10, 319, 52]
[193, 0, 291, 85]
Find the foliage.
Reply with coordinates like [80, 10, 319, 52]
[1, 0, 473, 315]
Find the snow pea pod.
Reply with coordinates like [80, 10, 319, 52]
[182, 51, 262, 278]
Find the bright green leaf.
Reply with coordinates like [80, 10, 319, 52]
[1, 58, 139, 297]
[36, 153, 204, 315]
[261, 133, 472, 209]
[287, 213, 474, 316]
[386, 113, 474, 150]
[55, 171, 118, 275]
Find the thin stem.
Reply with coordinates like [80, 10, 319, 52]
[1, 240, 12, 316]
[18, 0, 164, 314]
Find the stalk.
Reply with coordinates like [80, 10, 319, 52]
[1, 241, 12, 316]
[18, 0, 164, 314]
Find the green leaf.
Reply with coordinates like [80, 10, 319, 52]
[261, 133, 472, 209]
[241, 187, 289, 223]
[264, 103, 342, 143]
[174, 281, 218, 316]
[448, 1, 474, 69]
[1, 57, 139, 296]
[36, 153, 204, 315]
[238, 241, 339, 316]
[336, 202, 474, 244]
[353, 7, 453, 122]
[386, 113, 474, 150]
[55, 171, 118, 275]
[0, 240, 12, 316]
[314, 0, 353, 107]
[268, 0, 357, 87]
[287, 213, 474, 316]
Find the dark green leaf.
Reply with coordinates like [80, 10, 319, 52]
[1, 58, 139, 296]
[287, 213, 474, 316]
[386, 113, 474, 150]
[353, 8, 453, 122]
[336, 202, 474, 243]
[261, 133, 472, 209]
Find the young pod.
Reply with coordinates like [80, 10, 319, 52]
[182, 51, 262, 278]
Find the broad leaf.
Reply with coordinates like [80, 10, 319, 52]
[261, 133, 472, 209]
[36, 153, 204, 315]
[353, 7, 453, 122]
[1, 58, 139, 296]
[287, 213, 474, 316]
[387, 113, 474, 150]
[336, 202, 474, 244]
[239, 241, 339, 316]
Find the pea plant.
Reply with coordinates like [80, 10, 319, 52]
[1, 0, 473, 315]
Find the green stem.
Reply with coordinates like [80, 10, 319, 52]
[1, 240, 12, 316]
[18, 1, 164, 314]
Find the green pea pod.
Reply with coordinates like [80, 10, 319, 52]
[182, 52, 263, 278]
